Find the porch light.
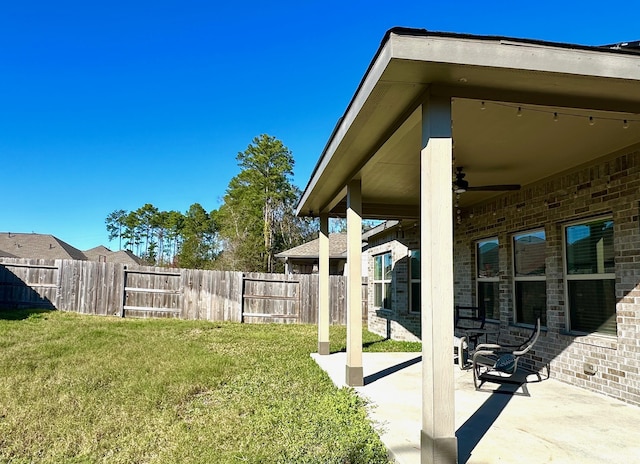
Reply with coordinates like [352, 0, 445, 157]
[485, 101, 640, 128]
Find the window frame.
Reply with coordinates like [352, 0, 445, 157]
[408, 249, 420, 314]
[562, 216, 616, 336]
[373, 251, 393, 311]
[512, 228, 547, 326]
[476, 237, 500, 321]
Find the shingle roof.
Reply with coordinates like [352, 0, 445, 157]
[600, 40, 640, 53]
[0, 232, 87, 260]
[106, 250, 143, 265]
[83, 245, 143, 265]
[83, 245, 113, 261]
[275, 233, 347, 259]
[0, 233, 143, 264]
[0, 248, 17, 258]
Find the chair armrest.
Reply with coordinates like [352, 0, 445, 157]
[473, 348, 498, 359]
[453, 336, 468, 370]
[472, 344, 506, 368]
[454, 335, 468, 348]
[474, 343, 503, 352]
[472, 348, 500, 368]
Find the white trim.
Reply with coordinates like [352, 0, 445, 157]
[475, 237, 499, 320]
[513, 275, 547, 282]
[408, 249, 421, 314]
[562, 215, 616, 334]
[566, 273, 616, 281]
[392, 34, 640, 82]
[372, 251, 392, 310]
[512, 228, 547, 325]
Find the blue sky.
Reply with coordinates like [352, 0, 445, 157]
[2, 0, 638, 251]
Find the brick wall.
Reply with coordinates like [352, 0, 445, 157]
[365, 221, 421, 342]
[454, 147, 640, 405]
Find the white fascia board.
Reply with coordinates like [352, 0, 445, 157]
[390, 34, 640, 82]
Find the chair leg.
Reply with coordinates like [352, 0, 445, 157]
[455, 337, 469, 370]
[472, 362, 481, 390]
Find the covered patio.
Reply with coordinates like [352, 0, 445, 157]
[312, 351, 640, 464]
[297, 28, 640, 462]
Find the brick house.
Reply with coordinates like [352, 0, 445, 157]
[363, 220, 422, 341]
[275, 233, 348, 274]
[296, 27, 640, 461]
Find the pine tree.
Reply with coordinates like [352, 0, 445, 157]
[216, 134, 313, 272]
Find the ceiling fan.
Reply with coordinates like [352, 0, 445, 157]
[453, 167, 521, 194]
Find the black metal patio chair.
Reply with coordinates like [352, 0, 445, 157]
[454, 305, 495, 369]
[471, 318, 541, 390]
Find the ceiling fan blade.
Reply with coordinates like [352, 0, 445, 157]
[466, 184, 521, 191]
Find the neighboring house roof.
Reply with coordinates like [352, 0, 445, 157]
[0, 232, 142, 264]
[83, 245, 112, 260]
[275, 233, 348, 259]
[83, 245, 142, 265]
[0, 232, 87, 260]
[105, 250, 143, 266]
[0, 248, 17, 258]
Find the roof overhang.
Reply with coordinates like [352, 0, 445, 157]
[296, 28, 640, 218]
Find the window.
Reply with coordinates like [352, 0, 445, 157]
[409, 250, 420, 313]
[513, 230, 547, 326]
[373, 252, 392, 310]
[477, 238, 500, 320]
[564, 217, 616, 336]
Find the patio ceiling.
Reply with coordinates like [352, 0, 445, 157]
[297, 28, 640, 218]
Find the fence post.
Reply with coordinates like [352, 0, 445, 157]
[240, 273, 245, 323]
[55, 259, 63, 310]
[121, 266, 127, 318]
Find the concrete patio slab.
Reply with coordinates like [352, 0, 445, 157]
[311, 352, 640, 464]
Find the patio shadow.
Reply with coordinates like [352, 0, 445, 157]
[456, 383, 522, 463]
[363, 355, 422, 385]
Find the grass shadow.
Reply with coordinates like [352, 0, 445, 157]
[0, 308, 54, 321]
[331, 333, 422, 354]
[333, 339, 391, 354]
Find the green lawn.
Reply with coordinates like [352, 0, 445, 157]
[0, 309, 420, 463]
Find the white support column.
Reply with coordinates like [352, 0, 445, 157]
[318, 213, 330, 355]
[420, 94, 457, 463]
[346, 179, 363, 386]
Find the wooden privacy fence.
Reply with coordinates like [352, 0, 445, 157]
[0, 258, 367, 325]
[242, 273, 301, 324]
[0, 260, 59, 310]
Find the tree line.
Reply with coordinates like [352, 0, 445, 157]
[105, 135, 318, 272]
